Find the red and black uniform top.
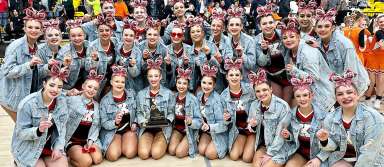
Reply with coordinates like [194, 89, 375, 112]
[258, 104, 269, 147]
[231, 90, 251, 136]
[174, 96, 186, 134]
[120, 47, 132, 58]
[41, 98, 57, 157]
[70, 102, 94, 145]
[174, 48, 184, 58]
[115, 92, 131, 134]
[105, 42, 117, 82]
[296, 109, 314, 160]
[343, 120, 356, 159]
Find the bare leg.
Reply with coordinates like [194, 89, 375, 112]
[1, 105, 16, 122]
[151, 131, 167, 160]
[198, 133, 211, 156]
[105, 134, 122, 161]
[138, 132, 154, 160]
[285, 153, 307, 167]
[67, 145, 93, 167]
[242, 134, 256, 163]
[121, 131, 138, 159]
[168, 130, 183, 156]
[175, 136, 189, 158]
[229, 134, 247, 161]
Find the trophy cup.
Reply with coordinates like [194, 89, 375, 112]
[144, 98, 169, 128]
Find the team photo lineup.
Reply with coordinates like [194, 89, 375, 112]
[0, 0, 384, 166]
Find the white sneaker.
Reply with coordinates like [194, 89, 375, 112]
[374, 99, 382, 109]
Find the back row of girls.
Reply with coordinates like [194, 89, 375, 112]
[0, 0, 383, 167]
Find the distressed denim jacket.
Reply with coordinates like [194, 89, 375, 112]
[174, 92, 202, 157]
[319, 104, 384, 167]
[115, 43, 143, 92]
[136, 86, 175, 143]
[221, 83, 256, 151]
[0, 36, 49, 111]
[225, 32, 257, 82]
[196, 91, 228, 159]
[317, 30, 370, 96]
[99, 89, 137, 154]
[166, 43, 193, 90]
[57, 41, 90, 89]
[82, 19, 124, 42]
[35, 43, 61, 89]
[12, 90, 68, 167]
[255, 30, 284, 68]
[289, 104, 329, 167]
[284, 41, 335, 112]
[249, 95, 293, 164]
[65, 95, 101, 148]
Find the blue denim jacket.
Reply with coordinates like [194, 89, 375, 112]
[255, 30, 284, 68]
[162, 20, 212, 45]
[116, 43, 143, 92]
[0, 36, 49, 111]
[136, 86, 175, 143]
[225, 32, 257, 82]
[166, 43, 193, 90]
[221, 83, 256, 151]
[137, 40, 175, 89]
[57, 41, 90, 89]
[12, 90, 68, 167]
[319, 104, 384, 166]
[289, 104, 329, 167]
[284, 41, 336, 112]
[81, 19, 124, 42]
[196, 91, 228, 159]
[65, 95, 101, 148]
[249, 95, 293, 164]
[317, 30, 369, 96]
[174, 92, 202, 157]
[99, 89, 137, 154]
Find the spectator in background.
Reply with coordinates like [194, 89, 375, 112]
[278, 0, 290, 18]
[64, 0, 75, 19]
[147, 0, 165, 19]
[5, 9, 23, 40]
[9, 0, 27, 12]
[250, 0, 266, 34]
[0, 0, 8, 32]
[86, 0, 101, 16]
[115, 0, 129, 20]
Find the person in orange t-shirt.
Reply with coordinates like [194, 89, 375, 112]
[114, 0, 129, 20]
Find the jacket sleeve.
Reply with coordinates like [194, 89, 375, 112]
[290, 50, 321, 80]
[100, 101, 116, 130]
[53, 100, 69, 151]
[88, 104, 101, 142]
[2, 46, 32, 79]
[136, 94, 147, 125]
[344, 47, 369, 96]
[317, 115, 337, 162]
[85, 45, 99, 71]
[15, 102, 40, 140]
[255, 37, 271, 67]
[208, 98, 228, 133]
[243, 39, 257, 71]
[190, 97, 202, 130]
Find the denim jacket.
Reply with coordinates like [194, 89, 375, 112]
[0, 36, 49, 111]
[65, 95, 101, 148]
[174, 92, 202, 157]
[99, 89, 137, 154]
[196, 91, 228, 159]
[116, 43, 143, 92]
[319, 104, 384, 166]
[12, 90, 68, 167]
[249, 95, 293, 164]
[225, 32, 257, 82]
[162, 20, 212, 45]
[137, 40, 175, 89]
[82, 19, 124, 42]
[166, 43, 193, 90]
[289, 104, 329, 167]
[317, 30, 369, 96]
[221, 83, 256, 151]
[57, 41, 90, 89]
[255, 30, 284, 67]
[136, 86, 175, 143]
[284, 41, 336, 112]
[35, 43, 60, 89]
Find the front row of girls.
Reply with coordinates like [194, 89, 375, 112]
[12, 55, 384, 167]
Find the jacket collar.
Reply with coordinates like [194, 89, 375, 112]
[332, 104, 364, 123]
[144, 85, 166, 98]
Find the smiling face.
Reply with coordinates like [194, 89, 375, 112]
[146, 28, 160, 46]
[123, 28, 135, 46]
[111, 75, 126, 93]
[335, 85, 358, 110]
[82, 80, 100, 99]
[69, 27, 85, 47]
[254, 83, 272, 103]
[133, 7, 147, 22]
[45, 28, 62, 46]
[282, 32, 300, 50]
[211, 19, 224, 37]
[171, 27, 184, 44]
[173, 2, 185, 18]
[190, 25, 204, 43]
[98, 24, 112, 41]
[43, 77, 64, 100]
[226, 69, 242, 87]
[176, 78, 189, 94]
[147, 69, 162, 88]
[294, 88, 313, 108]
[298, 11, 313, 29]
[102, 2, 115, 17]
[201, 76, 215, 94]
[228, 17, 243, 36]
[24, 20, 43, 41]
[315, 20, 334, 40]
[259, 15, 276, 36]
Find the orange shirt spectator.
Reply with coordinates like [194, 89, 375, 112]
[114, 0, 129, 20]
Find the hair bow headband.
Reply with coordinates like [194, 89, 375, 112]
[224, 58, 243, 71]
[256, 3, 275, 18]
[23, 7, 46, 21]
[172, 20, 187, 30]
[66, 19, 83, 29]
[290, 75, 314, 92]
[316, 8, 337, 23]
[112, 65, 127, 77]
[280, 18, 299, 35]
[227, 6, 244, 19]
[169, 0, 184, 4]
[123, 19, 139, 30]
[87, 68, 104, 82]
[298, 0, 317, 13]
[147, 57, 163, 70]
[131, 0, 148, 8]
[177, 67, 192, 80]
[43, 19, 60, 31]
[147, 17, 162, 30]
[248, 69, 267, 85]
[211, 8, 226, 21]
[329, 69, 356, 88]
[50, 65, 70, 82]
[187, 16, 204, 28]
[201, 64, 218, 78]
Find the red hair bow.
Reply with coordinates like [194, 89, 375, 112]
[329, 69, 356, 88]
[256, 3, 275, 18]
[201, 64, 218, 78]
[131, 0, 148, 8]
[177, 67, 192, 80]
[227, 6, 244, 19]
[316, 8, 337, 23]
[187, 16, 204, 28]
[112, 65, 127, 77]
[147, 17, 162, 30]
[43, 19, 60, 31]
[103, 0, 114, 3]
[23, 7, 46, 21]
[50, 65, 70, 82]
[248, 69, 267, 85]
[147, 57, 163, 70]
[290, 75, 314, 92]
[280, 18, 299, 35]
[173, 20, 187, 30]
[169, 0, 184, 4]
[87, 68, 104, 82]
[66, 19, 83, 29]
[123, 19, 139, 30]
[298, 0, 317, 13]
[211, 8, 226, 21]
[224, 58, 243, 71]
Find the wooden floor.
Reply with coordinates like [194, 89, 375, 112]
[1, 102, 383, 167]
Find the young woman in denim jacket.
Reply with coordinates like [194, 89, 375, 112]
[57, 19, 90, 92]
[221, 58, 256, 163]
[137, 18, 175, 89]
[225, 6, 257, 84]
[65, 69, 104, 167]
[255, 5, 293, 105]
[136, 58, 176, 160]
[188, 16, 222, 92]
[197, 64, 228, 160]
[0, 7, 47, 122]
[85, 14, 120, 99]
[281, 18, 335, 112]
[81, 1, 124, 42]
[283, 76, 328, 167]
[99, 66, 138, 161]
[12, 65, 69, 167]
[248, 69, 292, 167]
[166, 22, 193, 91]
[131, 0, 149, 43]
[314, 8, 369, 96]
[297, 0, 318, 42]
[115, 19, 143, 92]
[316, 69, 384, 167]
[168, 67, 202, 158]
